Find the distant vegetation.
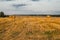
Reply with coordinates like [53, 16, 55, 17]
[0, 11, 9, 17]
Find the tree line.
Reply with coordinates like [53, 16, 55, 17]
[0, 11, 9, 17]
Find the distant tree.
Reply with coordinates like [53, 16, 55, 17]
[0, 11, 4, 17]
[0, 11, 9, 17]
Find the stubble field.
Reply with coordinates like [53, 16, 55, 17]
[0, 16, 60, 40]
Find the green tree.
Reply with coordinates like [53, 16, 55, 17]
[0, 11, 4, 17]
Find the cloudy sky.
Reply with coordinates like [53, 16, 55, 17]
[0, 0, 60, 15]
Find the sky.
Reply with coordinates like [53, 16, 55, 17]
[0, 0, 60, 15]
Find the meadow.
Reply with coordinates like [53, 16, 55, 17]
[0, 16, 60, 40]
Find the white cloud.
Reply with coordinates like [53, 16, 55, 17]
[0, 0, 60, 15]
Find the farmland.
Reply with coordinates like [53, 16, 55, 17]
[0, 16, 60, 40]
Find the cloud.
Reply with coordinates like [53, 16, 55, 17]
[0, 0, 60, 15]
[31, 0, 40, 1]
[0, 0, 13, 1]
[12, 4, 27, 8]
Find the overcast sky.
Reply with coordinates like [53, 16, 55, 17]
[0, 0, 60, 15]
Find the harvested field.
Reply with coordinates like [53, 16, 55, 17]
[0, 16, 60, 40]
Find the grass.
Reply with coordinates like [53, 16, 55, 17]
[10, 31, 20, 38]
[0, 16, 60, 40]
